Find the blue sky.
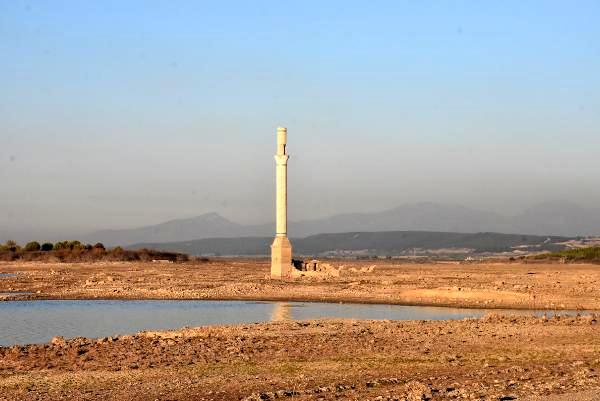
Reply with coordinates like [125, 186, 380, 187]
[1, 1, 599, 238]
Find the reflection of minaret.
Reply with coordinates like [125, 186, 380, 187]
[271, 302, 292, 321]
[271, 127, 293, 279]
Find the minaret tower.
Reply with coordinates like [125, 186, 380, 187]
[271, 126, 293, 279]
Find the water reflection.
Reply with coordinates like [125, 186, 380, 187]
[270, 302, 291, 321]
[0, 299, 588, 346]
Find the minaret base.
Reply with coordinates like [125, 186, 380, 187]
[271, 236, 293, 280]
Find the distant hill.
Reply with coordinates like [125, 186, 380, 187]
[286, 203, 509, 237]
[84, 201, 600, 247]
[510, 201, 600, 237]
[129, 231, 571, 257]
[83, 213, 268, 247]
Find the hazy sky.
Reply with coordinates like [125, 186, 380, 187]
[1, 1, 599, 238]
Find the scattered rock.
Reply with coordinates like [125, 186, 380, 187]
[405, 381, 432, 401]
[51, 336, 67, 347]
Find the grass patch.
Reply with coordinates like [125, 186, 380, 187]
[532, 247, 600, 262]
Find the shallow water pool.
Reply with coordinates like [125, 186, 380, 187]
[0, 299, 583, 346]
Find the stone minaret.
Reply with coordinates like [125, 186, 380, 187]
[271, 127, 293, 279]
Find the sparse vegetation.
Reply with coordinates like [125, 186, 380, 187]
[4, 240, 18, 252]
[24, 241, 41, 252]
[0, 240, 195, 263]
[532, 246, 600, 263]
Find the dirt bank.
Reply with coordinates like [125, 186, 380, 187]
[1, 314, 599, 400]
[1, 259, 599, 310]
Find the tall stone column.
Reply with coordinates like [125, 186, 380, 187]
[271, 127, 293, 279]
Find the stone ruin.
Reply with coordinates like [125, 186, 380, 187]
[292, 259, 340, 277]
[268, 259, 376, 280]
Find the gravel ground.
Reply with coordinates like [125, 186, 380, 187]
[0, 314, 599, 400]
[1, 259, 599, 310]
[1, 259, 600, 400]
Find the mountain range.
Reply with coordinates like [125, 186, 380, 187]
[83, 201, 600, 247]
[129, 231, 570, 257]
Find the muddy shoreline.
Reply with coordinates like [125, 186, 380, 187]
[1, 259, 599, 310]
[1, 295, 596, 313]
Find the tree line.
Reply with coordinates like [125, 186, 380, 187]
[0, 240, 105, 253]
[0, 240, 198, 263]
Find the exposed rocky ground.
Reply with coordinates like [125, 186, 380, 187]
[0, 315, 599, 400]
[2, 259, 600, 400]
[1, 259, 600, 310]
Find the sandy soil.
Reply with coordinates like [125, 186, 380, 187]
[1, 259, 599, 310]
[0, 314, 598, 400]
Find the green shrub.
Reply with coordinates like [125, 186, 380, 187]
[24, 241, 41, 252]
[4, 240, 18, 252]
[41, 243, 54, 251]
[67, 240, 83, 250]
[53, 241, 69, 250]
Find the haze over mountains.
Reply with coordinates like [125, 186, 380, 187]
[130, 232, 570, 258]
[83, 201, 600, 247]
